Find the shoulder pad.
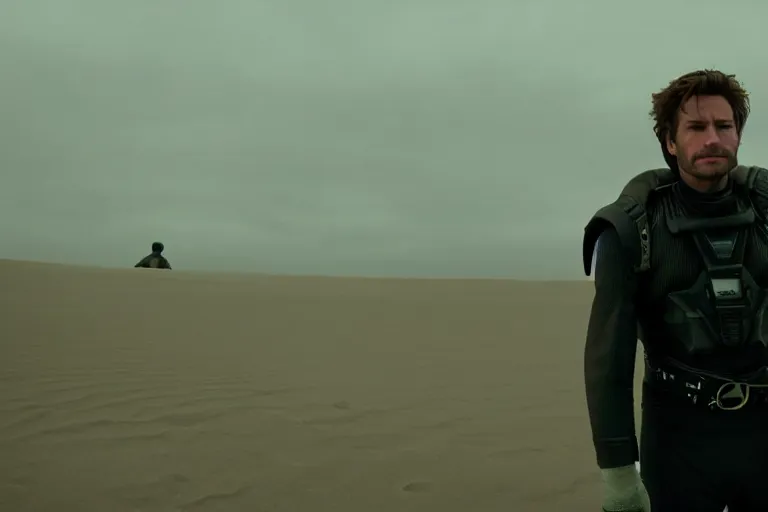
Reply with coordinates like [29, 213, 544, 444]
[582, 168, 674, 276]
[730, 165, 762, 190]
[736, 165, 768, 221]
[622, 168, 677, 195]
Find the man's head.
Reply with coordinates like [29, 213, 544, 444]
[650, 69, 750, 191]
[151, 241, 164, 254]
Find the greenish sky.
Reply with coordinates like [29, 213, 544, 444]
[2, 0, 767, 278]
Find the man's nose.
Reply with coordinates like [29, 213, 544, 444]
[702, 126, 722, 145]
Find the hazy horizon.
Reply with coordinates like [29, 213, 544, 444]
[3, 0, 768, 279]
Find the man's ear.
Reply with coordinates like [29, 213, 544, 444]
[666, 132, 677, 156]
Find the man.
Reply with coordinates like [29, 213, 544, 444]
[582, 69, 768, 511]
[134, 241, 172, 270]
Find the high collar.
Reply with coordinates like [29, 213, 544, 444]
[673, 177, 738, 217]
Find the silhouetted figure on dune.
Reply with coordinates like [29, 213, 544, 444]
[134, 242, 172, 270]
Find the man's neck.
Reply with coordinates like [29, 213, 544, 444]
[675, 170, 737, 217]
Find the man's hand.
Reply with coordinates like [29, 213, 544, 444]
[600, 464, 651, 512]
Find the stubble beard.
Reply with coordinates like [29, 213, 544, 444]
[678, 152, 738, 183]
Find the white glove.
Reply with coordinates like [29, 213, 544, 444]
[600, 464, 651, 512]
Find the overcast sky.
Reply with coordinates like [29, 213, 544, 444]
[2, 0, 768, 278]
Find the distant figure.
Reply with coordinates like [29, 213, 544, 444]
[134, 242, 172, 270]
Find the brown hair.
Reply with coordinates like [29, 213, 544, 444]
[649, 69, 750, 172]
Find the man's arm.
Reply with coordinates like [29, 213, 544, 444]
[584, 226, 640, 469]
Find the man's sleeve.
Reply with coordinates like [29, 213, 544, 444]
[134, 256, 149, 268]
[584, 226, 640, 469]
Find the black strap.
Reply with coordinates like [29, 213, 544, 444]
[583, 168, 674, 276]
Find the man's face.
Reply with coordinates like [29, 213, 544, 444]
[666, 95, 740, 186]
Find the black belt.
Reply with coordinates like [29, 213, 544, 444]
[644, 357, 768, 411]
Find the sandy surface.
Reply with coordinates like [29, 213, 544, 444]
[0, 259, 642, 511]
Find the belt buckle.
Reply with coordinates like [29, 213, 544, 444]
[711, 382, 750, 411]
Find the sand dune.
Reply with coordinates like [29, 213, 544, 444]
[0, 259, 639, 511]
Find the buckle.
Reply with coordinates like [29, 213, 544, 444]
[710, 382, 750, 410]
[648, 357, 768, 410]
[709, 381, 768, 410]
